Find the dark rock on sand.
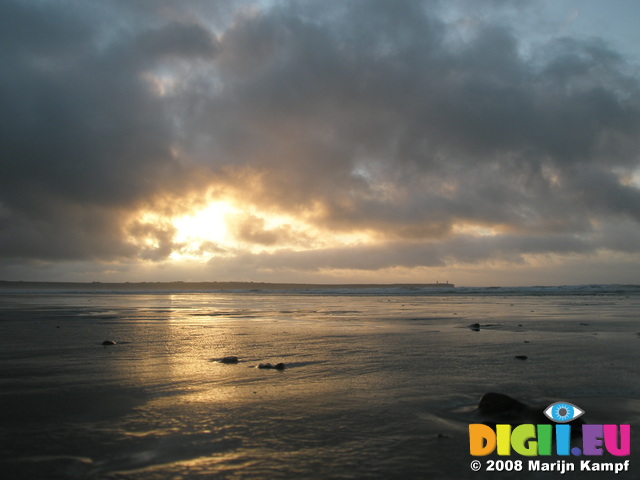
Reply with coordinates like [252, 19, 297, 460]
[477, 392, 547, 426]
[514, 355, 528, 360]
[476, 392, 584, 434]
[469, 323, 498, 331]
[101, 340, 116, 346]
[258, 362, 286, 370]
[220, 356, 239, 364]
[478, 392, 528, 416]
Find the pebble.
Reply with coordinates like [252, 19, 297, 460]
[258, 362, 286, 370]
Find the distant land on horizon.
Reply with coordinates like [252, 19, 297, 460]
[0, 280, 455, 291]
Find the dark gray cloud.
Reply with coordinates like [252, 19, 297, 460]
[205, 231, 592, 274]
[0, 0, 216, 260]
[183, 0, 640, 263]
[1, 0, 639, 281]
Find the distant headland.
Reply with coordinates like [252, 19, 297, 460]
[0, 280, 454, 292]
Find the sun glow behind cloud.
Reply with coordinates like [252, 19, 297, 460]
[157, 198, 377, 264]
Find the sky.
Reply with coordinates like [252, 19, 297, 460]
[1, 0, 640, 287]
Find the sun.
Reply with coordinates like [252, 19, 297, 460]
[170, 201, 238, 259]
[173, 201, 236, 244]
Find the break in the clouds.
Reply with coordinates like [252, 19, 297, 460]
[1, 0, 639, 285]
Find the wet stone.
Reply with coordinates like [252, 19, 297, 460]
[258, 362, 286, 370]
[220, 356, 239, 364]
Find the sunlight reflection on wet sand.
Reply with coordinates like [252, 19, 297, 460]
[1, 292, 640, 478]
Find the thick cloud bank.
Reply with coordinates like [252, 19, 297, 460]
[1, 0, 639, 283]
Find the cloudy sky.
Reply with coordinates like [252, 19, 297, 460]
[2, 0, 640, 286]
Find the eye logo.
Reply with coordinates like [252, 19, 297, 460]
[543, 402, 585, 423]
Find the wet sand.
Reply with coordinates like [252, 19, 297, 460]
[1, 291, 639, 479]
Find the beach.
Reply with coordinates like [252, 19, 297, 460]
[1, 286, 639, 479]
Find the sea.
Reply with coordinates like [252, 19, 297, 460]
[1, 284, 639, 479]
